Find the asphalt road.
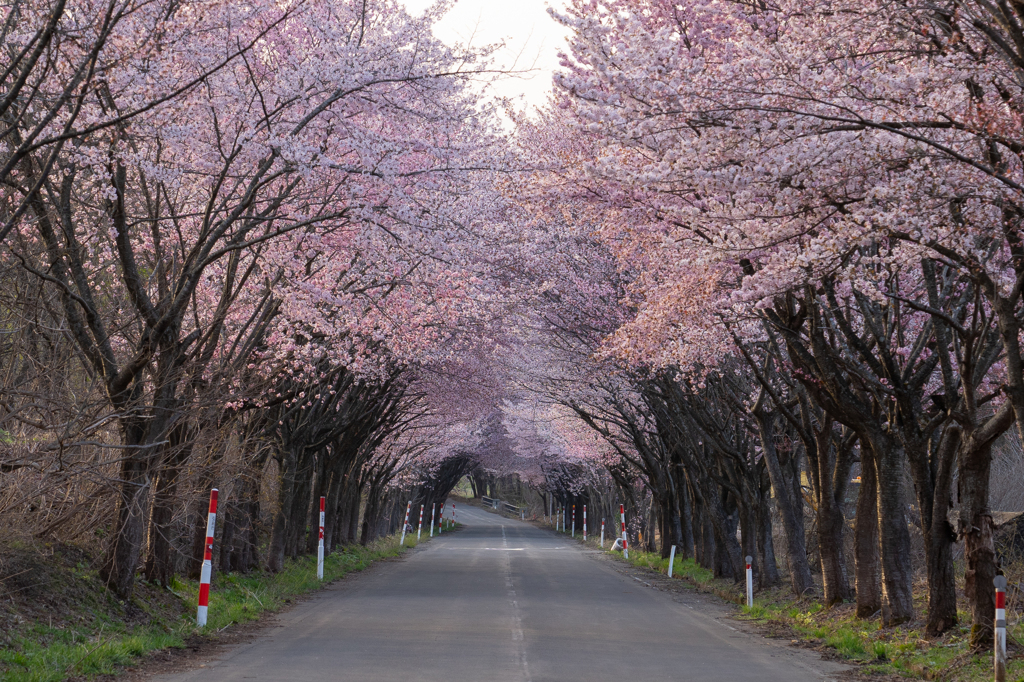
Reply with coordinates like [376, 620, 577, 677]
[154, 504, 847, 682]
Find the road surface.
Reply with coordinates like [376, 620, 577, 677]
[154, 504, 847, 682]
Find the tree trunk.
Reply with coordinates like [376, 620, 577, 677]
[961, 442, 998, 649]
[756, 412, 814, 596]
[267, 448, 298, 573]
[101, 456, 151, 598]
[855, 448, 882, 618]
[873, 439, 914, 625]
[757, 497, 780, 588]
[143, 464, 180, 587]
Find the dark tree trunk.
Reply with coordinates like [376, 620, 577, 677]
[101, 457, 151, 598]
[855, 449, 882, 618]
[143, 458, 182, 586]
[756, 495, 780, 588]
[679, 477, 695, 560]
[219, 501, 237, 574]
[756, 410, 814, 596]
[961, 441, 998, 649]
[873, 438, 914, 625]
[268, 448, 298, 572]
[815, 437, 855, 605]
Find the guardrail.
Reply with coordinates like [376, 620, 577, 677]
[480, 496, 524, 517]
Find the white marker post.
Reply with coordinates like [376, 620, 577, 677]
[600, 518, 605, 548]
[668, 545, 676, 578]
[317, 496, 325, 580]
[620, 504, 629, 560]
[583, 505, 587, 541]
[745, 555, 754, 608]
[400, 500, 412, 545]
[418, 504, 424, 540]
[430, 503, 436, 537]
[439, 503, 443, 534]
[196, 488, 218, 627]
[996, 575, 1008, 682]
[571, 505, 575, 538]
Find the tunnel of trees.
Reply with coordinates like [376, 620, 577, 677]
[4, 0, 1024, 655]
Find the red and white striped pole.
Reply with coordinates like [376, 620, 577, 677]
[620, 504, 629, 559]
[745, 555, 754, 608]
[400, 500, 412, 545]
[418, 504, 424, 541]
[583, 505, 587, 541]
[571, 505, 576, 537]
[196, 488, 218, 627]
[452, 501, 456, 526]
[317, 496, 325, 580]
[430, 503, 436, 537]
[995, 575, 1008, 682]
[600, 518, 605, 548]
[438, 503, 443, 534]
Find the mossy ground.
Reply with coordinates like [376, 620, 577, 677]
[0, 527, 450, 682]
[554, 525, 1021, 681]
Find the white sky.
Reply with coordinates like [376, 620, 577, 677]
[400, 0, 572, 112]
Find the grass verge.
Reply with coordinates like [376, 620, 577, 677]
[0, 529, 445, 682]
[550, 524, 1021, 681]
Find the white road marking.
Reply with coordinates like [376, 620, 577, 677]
[501, 525, 532, 682]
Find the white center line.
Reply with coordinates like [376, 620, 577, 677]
[501, 525, 531, 682]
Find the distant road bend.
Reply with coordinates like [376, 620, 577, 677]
[155, 505, 847, 682]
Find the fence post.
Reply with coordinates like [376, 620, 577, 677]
[620, 504, 629, 560]
[996, 575, 1008, 682]
[317, 496, 325, 580]
[668, 545, 677, 578]
[196, 488, 218, 627]
[400, 501, 411, 545]
[583, 505, 587, 541]
[601, 518, 605, 548]
[745, 555, 753, 608]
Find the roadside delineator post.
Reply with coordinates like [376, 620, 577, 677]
[745, 555, 753, 608]
[430, 503, 436, 537]
[600, 518, 605, 548]
[439, 503, 443, 534]
[196, 488, 218, 627]
[418, 504, 424, 540]
[572, 504, 576, 537]
[400, 500, 412, 545]
[668, 545, 676, 578]
[620, 504, 629, 560]
[317, 496, 325, 580]
[452, 501, 456, 526]
[583, 505, 587, 541]
[995, 575, 1008, 682]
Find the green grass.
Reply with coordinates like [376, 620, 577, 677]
[1, 531, 436, 682]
